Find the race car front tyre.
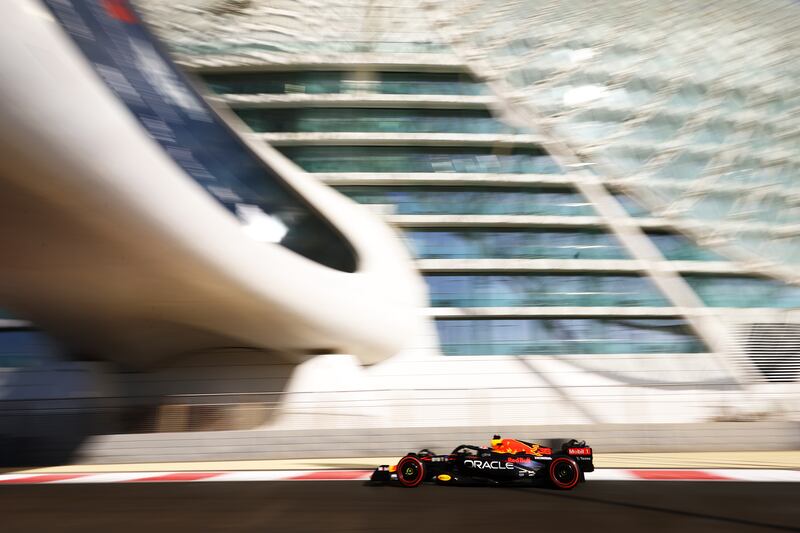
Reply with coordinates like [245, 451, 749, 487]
[397, 455, 426, 488]
[548, 457, 580, 490]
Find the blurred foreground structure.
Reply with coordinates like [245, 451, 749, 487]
[2, 0, 800, 464]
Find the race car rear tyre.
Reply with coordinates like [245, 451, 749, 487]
[548, 457, 580, 490]
[397, 455, 426, 488]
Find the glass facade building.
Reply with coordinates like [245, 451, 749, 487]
[137, 0, 800, 362]
[193, 62, 800, 357]
[441, 0, 800, 283]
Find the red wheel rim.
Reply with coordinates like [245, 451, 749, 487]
[397, 456, 425, 487]
[549, 457, 580, 489]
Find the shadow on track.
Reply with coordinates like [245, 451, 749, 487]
[1, 480, 799, 532]
[501, 485, 800, 532]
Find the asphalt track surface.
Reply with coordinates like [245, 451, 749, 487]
[1, 480, 799, 533]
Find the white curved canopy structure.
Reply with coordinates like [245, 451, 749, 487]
[0, 0, 427, 367]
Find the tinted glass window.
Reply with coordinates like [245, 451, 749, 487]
[377, 72, 487, 95]
[280, 146, 562, 174]
[203, 71, 345, 94]
[648, 232, 726, 261]
[684, 275, 800, 308]
[406, 229, 629, 260]
[236, 108, 523, 134]
[202, 71, 486, 96]
[436, 318, 706, 355]
[0, 329, 60, 368]
[336, 186, 593, 216]
[613, 193, 651, 217]
[426, 274, 668, 307]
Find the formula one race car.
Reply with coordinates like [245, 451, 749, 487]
[370, 435, 593, 490]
